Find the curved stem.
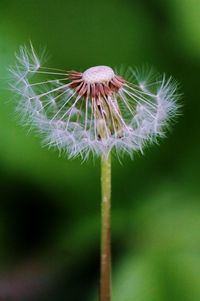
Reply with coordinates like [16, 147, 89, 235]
[100, 154, 112, 301]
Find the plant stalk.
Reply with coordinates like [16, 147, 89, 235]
[100, 153, 112, 301]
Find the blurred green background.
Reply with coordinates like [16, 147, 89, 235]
[0, 0, 200, 300]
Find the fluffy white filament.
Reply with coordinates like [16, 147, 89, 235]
[10, 45, 179, 159]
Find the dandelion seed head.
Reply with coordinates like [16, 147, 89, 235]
[11, 44, 180, 159]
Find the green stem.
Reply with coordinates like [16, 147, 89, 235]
[100, 154, 112, 301]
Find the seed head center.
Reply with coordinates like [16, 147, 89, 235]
[82, 66, 115, 84]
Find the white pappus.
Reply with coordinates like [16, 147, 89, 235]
[10, 44, 180, 159]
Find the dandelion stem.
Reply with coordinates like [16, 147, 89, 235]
[100, 153, 112, 301]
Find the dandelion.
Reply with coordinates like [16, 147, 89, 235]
[10, 44, 179, 301]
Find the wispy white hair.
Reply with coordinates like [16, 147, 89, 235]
[10, 44, 180, 159]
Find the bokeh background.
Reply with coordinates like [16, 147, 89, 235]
[0, 0, 200, 300]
